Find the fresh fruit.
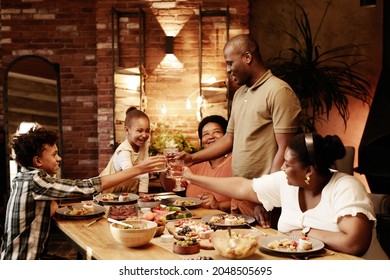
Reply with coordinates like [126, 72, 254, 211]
[142, 211, 155, 221]
[155, 215, 166, 226]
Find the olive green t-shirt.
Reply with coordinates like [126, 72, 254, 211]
[227, 70, 301, 179]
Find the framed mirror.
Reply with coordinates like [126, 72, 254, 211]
[1, 55, 62, 223]
[199, 7, 231, 120]
[111, 8, 145, 147]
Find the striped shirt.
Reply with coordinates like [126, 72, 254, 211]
[1, 167, 102, 260]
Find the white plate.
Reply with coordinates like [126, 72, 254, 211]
[259, 235, 325, 256]
[94, 193, 139, 205]
[161, 197, 202, 208]
[153, 193, 180, 200]
[56, 203, 106, 219]
[201, 214, 255, 227]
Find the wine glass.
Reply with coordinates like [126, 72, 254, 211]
[163, 148, 179, 179]
[169, 158, 185, 192]
[152, 156, 167, 173]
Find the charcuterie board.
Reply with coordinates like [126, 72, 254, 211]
[166, 220, 215, 250]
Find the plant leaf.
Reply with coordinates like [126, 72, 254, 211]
[266, 3, 371, 131]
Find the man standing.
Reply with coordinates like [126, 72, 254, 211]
[181, 34, 301, 227]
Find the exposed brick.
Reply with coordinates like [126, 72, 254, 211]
[33, 14, 56, 20]
[0, 0, 248, 179]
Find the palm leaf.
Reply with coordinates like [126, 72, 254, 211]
[267, 3, 371, 131]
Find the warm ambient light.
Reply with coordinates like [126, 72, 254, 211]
[17, 122, 38, 134]
[161, 104, 167, 114]
[114, 73, 140, 91]
[159, 54, 184, 69]
[203, 77, 217, 85]
[197, 95, 203, 106]
[186, 98, 192, 109]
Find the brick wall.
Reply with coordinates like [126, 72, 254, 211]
[96, 0, 249, 172]
[1, 0, 98, 179]
[0, 0, 249, 180]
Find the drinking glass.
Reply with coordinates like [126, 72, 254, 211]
[163, 148, 179, 178]
[169, 158, 185, 192]
[153, 157, 167, 173]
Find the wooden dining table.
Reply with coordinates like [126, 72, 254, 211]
[52, 203, 362, 260]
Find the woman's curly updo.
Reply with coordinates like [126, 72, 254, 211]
[288, 133, 346, 176]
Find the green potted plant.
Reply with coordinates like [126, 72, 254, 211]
[267, 3, 371, 132]
[149, 121, 197, 191]
[149, 121, 197, 156]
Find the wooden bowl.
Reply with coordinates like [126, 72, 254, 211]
[154, 225, 165, 237]
[110, 220, 157, 248]
[173, 243, 200, 255]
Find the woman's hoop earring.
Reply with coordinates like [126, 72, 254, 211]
[305, 175, 310, 185]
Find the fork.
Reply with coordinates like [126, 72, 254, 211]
[291, 251, 335, 260]
[227, 227, 238, 248]
[84, 216, 104, 228]
[182, 205, 194, 217]
[244, 223, 267, 236]
[303, 251, 334, 260]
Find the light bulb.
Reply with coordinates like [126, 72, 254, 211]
[186, 98, 192, 109]
[161, 104, 167, 114]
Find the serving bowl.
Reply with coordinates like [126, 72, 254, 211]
[110, 219, 157, 247]
[173, 238, 200, 255]
[137, 196, 162, 208]
[154, 225, 165, 237]
[210, 229, 262, 259]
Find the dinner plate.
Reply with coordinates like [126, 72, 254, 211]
[153, 192, 179, 200]
[259, 235, 325, 256]
[153, 192, 176, 197]
[201, 214, 255, 227]
[94, 193, 139, 205]
[165, 209, 193, 220]
[161, 196, 202, 208]
[56, 203, 106, 219]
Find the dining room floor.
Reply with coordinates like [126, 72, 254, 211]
[45, 225, 78, 260]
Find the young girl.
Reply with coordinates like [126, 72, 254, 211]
[101, 106, 151, 195]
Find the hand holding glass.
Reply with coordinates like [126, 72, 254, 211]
[169, 158, 185, 192]
[163, 148, 179, 178]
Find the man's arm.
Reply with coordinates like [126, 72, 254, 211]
[270, 132, 295, 172]
[190, 132, 234, 165]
